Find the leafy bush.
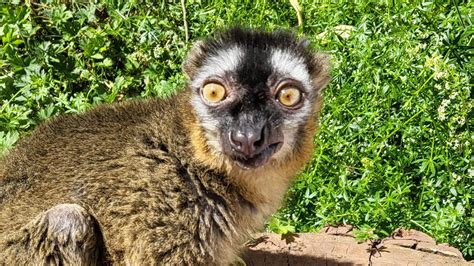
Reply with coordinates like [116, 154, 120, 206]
[1, 0, 472, 259]
[274, 2, 473, 259]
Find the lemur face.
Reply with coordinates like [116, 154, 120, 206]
[185, 28, 328, 170]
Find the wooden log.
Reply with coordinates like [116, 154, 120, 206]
[242, 226, 471, 266]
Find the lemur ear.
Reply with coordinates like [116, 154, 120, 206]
[310, 53, 331, 91]
[183, 41, 206, 80]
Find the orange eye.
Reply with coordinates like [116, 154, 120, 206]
[202, 83, 226, 103]
[277, 87, 302, 107]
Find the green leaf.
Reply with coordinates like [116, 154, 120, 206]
[91, 53, 104, 59]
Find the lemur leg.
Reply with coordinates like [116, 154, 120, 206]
[1, 204, 108, 265]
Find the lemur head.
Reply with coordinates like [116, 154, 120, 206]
[184, 28, 330, 173]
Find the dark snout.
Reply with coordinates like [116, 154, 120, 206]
[223, 122, 284, 169]
[229, 125, 268, 158]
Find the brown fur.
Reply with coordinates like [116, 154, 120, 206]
[0, 45, 329, 265]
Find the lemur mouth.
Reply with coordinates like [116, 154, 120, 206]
[233, 142, 283, 170]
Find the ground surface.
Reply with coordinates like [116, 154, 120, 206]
[242, 226, 472, 265]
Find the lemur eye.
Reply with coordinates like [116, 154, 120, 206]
[202, 83, 226, 103]
[276, 87, 302, 108]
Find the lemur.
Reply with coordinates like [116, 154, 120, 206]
[0, 28, 330, 265]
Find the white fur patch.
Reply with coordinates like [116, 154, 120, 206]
[270, 49, 312, 90]
[190, 46, 244, 153]
[270, 49, 314, 159]
[191, 46, 243, 89]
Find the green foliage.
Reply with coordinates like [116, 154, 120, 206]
[0, 0, 188, 148]
[0, 0, 472, 259]
[267, 216, 296, 235]
[353, 225, 380, 242]
[277, 2, 473, 259]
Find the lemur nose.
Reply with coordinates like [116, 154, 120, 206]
[230, 126, 266, 157]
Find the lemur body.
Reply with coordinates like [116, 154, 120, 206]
[0, 28, 330, 265]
